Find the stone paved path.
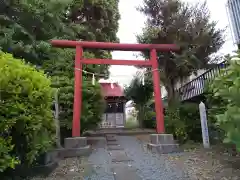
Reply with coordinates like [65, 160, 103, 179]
[86, 135, 190, 180]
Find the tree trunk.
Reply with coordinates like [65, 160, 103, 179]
[165, 79, 176, 107]
[137, 105, 145, 128]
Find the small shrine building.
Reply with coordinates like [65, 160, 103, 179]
[99, 82, 126, 128]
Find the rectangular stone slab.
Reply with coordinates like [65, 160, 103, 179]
[150, 134, 174, 144]
[107, 141, 119, 145]
[111, 164, 141, 180]
[107, 145, 124, 150]
[106, 136, 117, 141]
[109, 150, 132, 162]
[106, 134, 116, 138]
[64, 137, 87, 148]
[147, 143, 180, 154]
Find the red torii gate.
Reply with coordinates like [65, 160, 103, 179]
[51, 40, 179, 137]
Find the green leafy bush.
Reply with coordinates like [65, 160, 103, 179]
[179, 103, 202, 142]
[0, 137, 19, 172]
[165, 102, 204, 144]
[125, 117, 139, 128]
[205, 90, 226, 143]
[143, 110, 156, 129]
[0, 51, 55, 172]
[209, 56, 240, 151]
[165, 107, 188, 143]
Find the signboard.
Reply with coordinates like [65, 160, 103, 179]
[199, 102, 210, 148]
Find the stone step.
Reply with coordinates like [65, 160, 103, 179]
[107, 145, 124, 150]
[106, 135, 117, 141]
[107, 141, 119, 145]
[109, 150, 132, 162]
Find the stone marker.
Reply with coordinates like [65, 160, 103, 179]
[199, 101, 210, 148]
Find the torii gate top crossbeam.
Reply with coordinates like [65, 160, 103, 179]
[51, 40, 179, 52]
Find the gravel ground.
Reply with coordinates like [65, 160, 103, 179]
[30, 157, 90, 180]
[117, 136, 190, 180]
[166, 144, 240, 180]
[28, 135, 240, 180]
[136, 134, 240, 180]
[30, 135, 190, 180]
[85, 144, 114, 180]
[85, 135, 190, 180]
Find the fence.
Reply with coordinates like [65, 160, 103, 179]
[176, 62, 228, 101]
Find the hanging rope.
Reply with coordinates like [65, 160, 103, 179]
[74, 67, 162, 87]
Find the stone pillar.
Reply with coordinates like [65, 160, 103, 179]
[147, 134, 180, 154]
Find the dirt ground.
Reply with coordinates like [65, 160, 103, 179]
[136, 134, 240, 180]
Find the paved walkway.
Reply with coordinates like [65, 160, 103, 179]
[86, 135, 190, 180]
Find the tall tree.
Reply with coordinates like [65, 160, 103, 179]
[0, 0, 120, 136]
[137, 0, 225, 105]
[0, 0, 120, 76]
[124, 72, 154, 127]
[0, 0, 72, 65]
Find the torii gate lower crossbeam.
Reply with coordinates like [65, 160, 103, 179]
[51, 40, 179, 137]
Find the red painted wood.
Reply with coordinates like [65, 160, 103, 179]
[100, 83, 124, 97]
[72, 46, 83, 137]
[51, 40, 179, 51]
[151, 49, 165, 133]
[81, 58, 151, 66]
[50, 40, 179, 136]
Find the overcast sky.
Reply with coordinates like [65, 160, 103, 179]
[108, 0, 237, 86]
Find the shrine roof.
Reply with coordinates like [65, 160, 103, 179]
[100, 82, 125, 97]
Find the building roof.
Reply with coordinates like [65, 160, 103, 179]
[100, 82, 125, 97]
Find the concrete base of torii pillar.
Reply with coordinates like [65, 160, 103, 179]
[55, 137, 91, 158]
[147, 134, 180, 154]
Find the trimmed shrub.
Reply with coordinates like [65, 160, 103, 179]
[165, 107, 188, 143]
[143, 110, 156, 129]
[126, 116, 139, 128]
[0, 51, 55, 172]
[165, 102, 202, 144]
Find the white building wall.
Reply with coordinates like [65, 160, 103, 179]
[227, 0, 240, 44]
[161, 69, 206, 98]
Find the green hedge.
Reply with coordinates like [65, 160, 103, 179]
[0, 52, 55, 172]
[165, 102, 202, 144]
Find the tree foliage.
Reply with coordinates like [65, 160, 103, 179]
[0, 51, 55, 172]
[209, 53, 240, 151]
[137, 0, 225, 105]
[44, 49, 106, 134]
[0, 0, 120, 138]
[124, 73, 153, 127]
[0, 0, 120, 75]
